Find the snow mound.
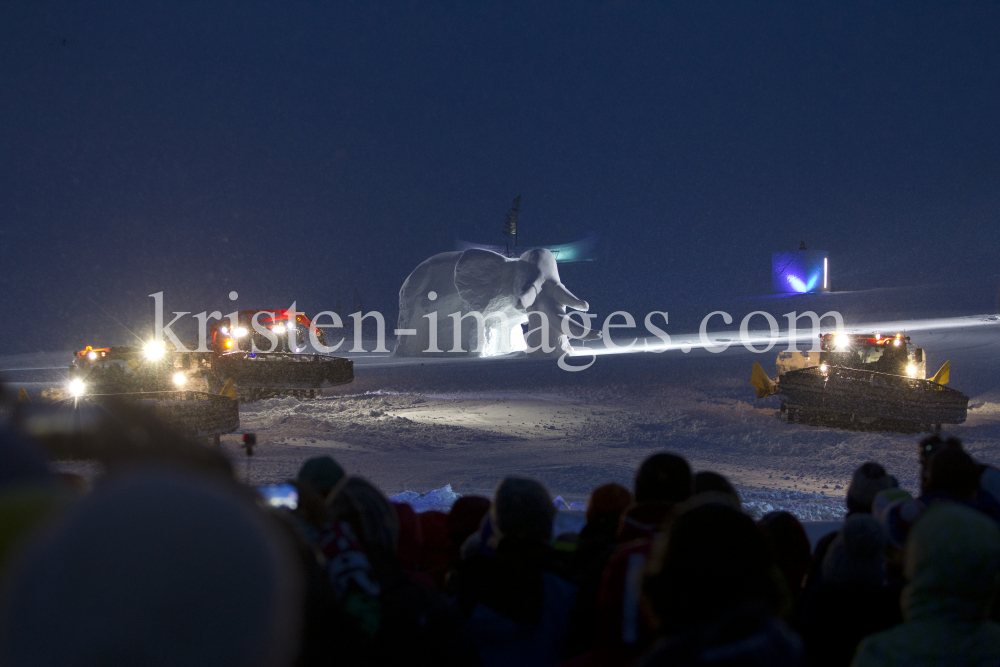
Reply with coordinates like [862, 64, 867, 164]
[389, 485, 462, 513]
[739, 486, 846, 521]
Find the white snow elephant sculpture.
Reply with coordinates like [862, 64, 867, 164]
[393, 248, 601, 358]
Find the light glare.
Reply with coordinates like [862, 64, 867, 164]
[144, 341, 165, 359]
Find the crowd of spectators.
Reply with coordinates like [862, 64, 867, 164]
[1, 408, 999, 666]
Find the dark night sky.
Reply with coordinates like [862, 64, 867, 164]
[2, 2, 999, 352]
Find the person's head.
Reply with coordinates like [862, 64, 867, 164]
[445, 495, 491, 548]
[821, 513, 887, 586]
[902, 502, 1000, 623]
[0, 468, 303, 667]
[586, 482, 632, 523]
[297, 456, 345, 499]
[846, 462, 893, 514]
[693, 471, 740, 504]
[918, 435, 962, 487]
[758, 511, 811, 596]
[327, 476, 399, 554]
[492, 477, 555, 544]
[645, 504, 776, 631]
[635, 453, 692, 504]
[922, 447, 979, 499]
[918, 434, 963, 468]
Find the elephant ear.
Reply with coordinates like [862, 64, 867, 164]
[455, 249, 514, 312]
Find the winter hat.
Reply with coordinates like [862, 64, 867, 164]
[634, 453, 692, 503]
[821, 513, 887, 586]
[0, 468, 303, 667]
[872, 488, 913, 522]
[298, 456, 345, 499]
[846, 462, 893, 513]
[586, 482, 632, 522]
[492, 477, 555, 543]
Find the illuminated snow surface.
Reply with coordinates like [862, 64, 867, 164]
[7, 282, 1000, 525]
[215, 312, 1000, 523]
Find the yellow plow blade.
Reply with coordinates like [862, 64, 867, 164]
[751, 361, 776, 399]
[220, 378, 237, 400]
[930, 360, 950, 386]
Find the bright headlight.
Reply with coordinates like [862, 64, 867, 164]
[894, 339, 901, 347]
[272, 324, 287, 334]
[87, 351, 98, 361]
[173, 372, 187, 386]
[820, 364, 829, 373]
[144, 341, 165, 360]
[907, 364, 917, 377]
[68, 379, 85, 397]
[234, 327, 248, 338]
[834, 334, 850, 350]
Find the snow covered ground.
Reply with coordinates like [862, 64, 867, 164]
[4, 281, 1000, 523]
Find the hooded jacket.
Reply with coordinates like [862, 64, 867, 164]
[852, 502, 1000, 667]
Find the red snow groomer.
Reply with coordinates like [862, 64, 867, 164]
[207, 309, 352, 401]
[751, 332, 968, 432]
[65, 309, 352, 406]
[209, 309, 329, 354]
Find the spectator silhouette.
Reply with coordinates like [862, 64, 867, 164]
[564, 482, 633, 655]
[758, 511, 811, 617]
[328, 476, 474, 665]
[297, 455, 345, 499]
[693, 471, 740, 504]
[800, 514, 900, 667]
[639, 504, 802, 666]
[852, 502, 1000, 666]
[566, 454, 694, 665]
[806, 462, 893, 593]
[0, 468, 304, 667]
[458, 477, 577, 667]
